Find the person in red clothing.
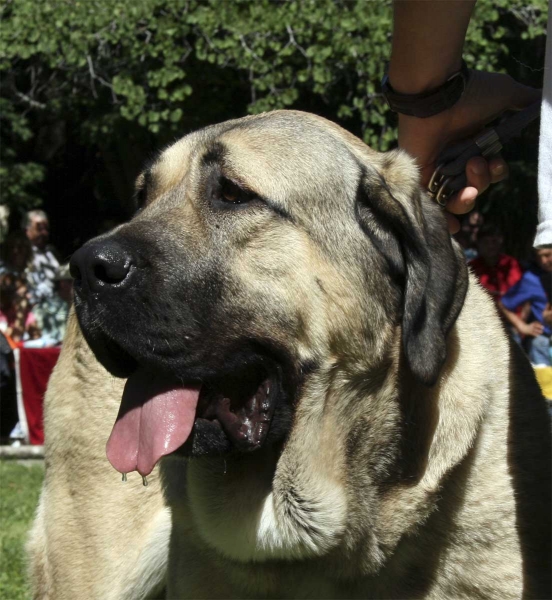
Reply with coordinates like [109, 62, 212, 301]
[469, 225, 523, 307]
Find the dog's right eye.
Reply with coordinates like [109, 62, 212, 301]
[219, 177, 256, 205]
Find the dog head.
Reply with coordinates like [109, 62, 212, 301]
[71, 111, 467, 480]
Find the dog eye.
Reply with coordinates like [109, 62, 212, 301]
[220, 178, 255, 205]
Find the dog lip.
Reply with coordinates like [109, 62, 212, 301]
[76, 316, 139, 378]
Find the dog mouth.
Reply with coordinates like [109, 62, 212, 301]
[196, 371, 277, 451]
[105, 354, 280, 477]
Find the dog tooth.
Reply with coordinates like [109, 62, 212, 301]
[142, 476, 148, 487]
[121, 473, 127, 483]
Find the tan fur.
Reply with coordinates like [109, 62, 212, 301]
[27, 312, 170, 600]
[29, 111, 551, 599]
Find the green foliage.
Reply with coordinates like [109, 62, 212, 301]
[0, 0, 548, 214]
[0, 98, 46, 210]
[0, 461, 44, 600]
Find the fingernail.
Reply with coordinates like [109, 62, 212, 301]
[471, 163, 484, 175]
[491, 164, 504, 176]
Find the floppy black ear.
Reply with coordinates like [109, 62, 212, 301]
[356, 150, 468, 386]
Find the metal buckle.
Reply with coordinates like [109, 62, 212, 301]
[428, 163, 445, 195]
[428, 164, 453, 207]
[434, 178, 453, 206]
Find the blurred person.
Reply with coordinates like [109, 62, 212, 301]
[469, 224, 522, 307]
[0, 331, 18, 441]
[0, 273, 40, 345]
[0, 230, 33, 276]
[33, 264, 72, 345]
[23, 209, 60, 302]
[544, 302, 552, 366]
[544, 303, 552, 328]
[454, 211, 484, 261]
[500, 246, 552, 366]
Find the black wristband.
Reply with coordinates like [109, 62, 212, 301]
[381, 61, 470, 118]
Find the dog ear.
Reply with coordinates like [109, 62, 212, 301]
[356, 150, 468, 386]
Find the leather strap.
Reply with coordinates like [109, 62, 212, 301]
[381, 61, 469, 118]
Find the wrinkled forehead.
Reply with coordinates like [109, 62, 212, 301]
[143, 112, 377, 203]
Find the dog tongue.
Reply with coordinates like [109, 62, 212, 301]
[106, 369, 200, 476]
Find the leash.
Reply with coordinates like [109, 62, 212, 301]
[428, 101, 541, 206]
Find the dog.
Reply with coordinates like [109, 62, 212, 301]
[29, 111, 551, 599]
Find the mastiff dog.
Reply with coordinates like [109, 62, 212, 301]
[29, 111, 551, 599]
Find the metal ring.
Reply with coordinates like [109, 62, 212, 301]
[428, 164, 445, 194]
[435, 177, 454, 207]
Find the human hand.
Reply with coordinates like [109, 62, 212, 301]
[398, 70, 540, 233]
[543, 304, 552, 327]
[520, 321, 544, 338]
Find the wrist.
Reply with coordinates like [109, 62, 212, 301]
[388, 58, 463, 95]
[397, 111, 452, 162]
[383, 60, 469, 119]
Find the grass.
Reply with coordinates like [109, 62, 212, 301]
[0, 461, 44, 600]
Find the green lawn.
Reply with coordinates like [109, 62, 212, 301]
[0, 461, 44, 600]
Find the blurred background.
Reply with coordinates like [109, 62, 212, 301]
[0, 0, 548, 259]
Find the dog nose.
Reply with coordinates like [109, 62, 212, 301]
[70, 238, 134, 295]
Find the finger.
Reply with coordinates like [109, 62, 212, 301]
[445, 212, 460, 234]
[488, 156, 509, 184]
[446, 155, 498, 215]
[445, 157, 508, 216]
[446, 187, 478, 215]
[465, 157, 491, 193]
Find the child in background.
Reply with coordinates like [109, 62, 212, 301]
[500, 246, 552, 366]
[0, 273, 40, 346]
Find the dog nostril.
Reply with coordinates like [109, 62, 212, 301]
[93, 260, 130, 285]
[70, 240, 134, 295]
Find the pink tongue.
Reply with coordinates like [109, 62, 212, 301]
[106, 369, 200, 476]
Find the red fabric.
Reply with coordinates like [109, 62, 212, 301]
[19, 347, 61, 445]
[469, 254, 523, 305]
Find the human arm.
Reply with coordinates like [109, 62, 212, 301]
[390, 1, 540, 232]
[499, 301, 544, 337]
[500, 272, 545, 336]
